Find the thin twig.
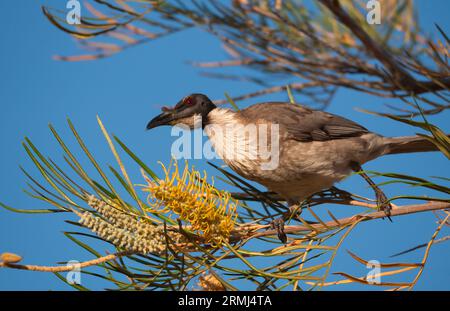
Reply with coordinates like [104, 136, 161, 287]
[0, 251, 135, 272]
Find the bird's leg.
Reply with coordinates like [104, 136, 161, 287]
[270, 202, 302, 244]
[350, 161, 392, 221]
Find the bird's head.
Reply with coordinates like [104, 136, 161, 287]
[146, 94, 216, 130]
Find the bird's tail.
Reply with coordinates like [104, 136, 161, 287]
[383, 135, 440, 155]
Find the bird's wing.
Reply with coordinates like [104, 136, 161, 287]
[240, 102, 370, 142]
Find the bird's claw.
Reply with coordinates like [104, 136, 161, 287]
[376, 190, 392, 222]
[268, 204, 302, 243]
[270, 218, 287, 244]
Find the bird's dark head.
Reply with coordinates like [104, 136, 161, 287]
[146, 94, 216, 130]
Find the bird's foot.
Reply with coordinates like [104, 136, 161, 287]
[350, 161, 393, 222]
[269, 205, 302, 244]
[270, 217, 287, 244]
[375, 190, 392, 222]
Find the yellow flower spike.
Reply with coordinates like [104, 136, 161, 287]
[142, 160, 238, 246]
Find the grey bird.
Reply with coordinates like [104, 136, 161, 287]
[147, 94, 441, 242]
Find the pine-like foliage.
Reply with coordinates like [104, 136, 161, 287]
[0, 1, 449, 290]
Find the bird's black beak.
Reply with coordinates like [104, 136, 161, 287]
[147, 94, 214, 130]
[146, 111, 176, 130]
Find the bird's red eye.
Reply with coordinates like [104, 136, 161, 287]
[183, 96, 193, 105]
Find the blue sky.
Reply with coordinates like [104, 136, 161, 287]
[0, 1, 449, 290]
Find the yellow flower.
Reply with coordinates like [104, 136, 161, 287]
[142, 160, 238, 247]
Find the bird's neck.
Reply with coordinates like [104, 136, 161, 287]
[205, 108, 237, 126]
[204, 108, 259, 172]
[204, 108, 241, 159]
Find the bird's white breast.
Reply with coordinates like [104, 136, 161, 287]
[204, 109, 258, 169]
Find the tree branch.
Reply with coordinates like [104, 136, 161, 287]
[318, 0, 414, 82]
[235, 201, 450, 241]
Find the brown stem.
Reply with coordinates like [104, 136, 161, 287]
[0, 251, 134, 272]
[213, 82, 321, 105]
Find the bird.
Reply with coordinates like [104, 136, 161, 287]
[147, 93, 441, 242]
